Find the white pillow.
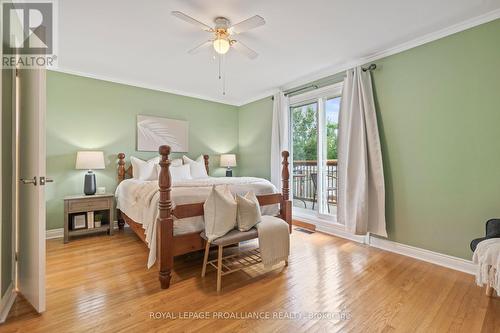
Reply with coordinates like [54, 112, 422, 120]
[169, 164, 192, 182]
[236, 192, 262, 231]
[171, 158, 183, 167]
[204, 185, 237, 241]
[131, 156, 160, 181]
[183, 155, 208, 179]
[156, 158, 183, 177]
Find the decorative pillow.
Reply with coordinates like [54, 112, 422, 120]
[183, 155, 208, 179]
[171, 158, 183, 167]
[204, 185, 237, 241]
[236, 191, 262, 231]
[156, 158, 182, 177]
[169, 164, 192, 182]
[131, 156, 160, 181]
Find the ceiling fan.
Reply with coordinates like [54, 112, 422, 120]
[171, 11, 265, 59]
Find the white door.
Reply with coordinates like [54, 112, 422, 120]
[17, 68, 46, 313]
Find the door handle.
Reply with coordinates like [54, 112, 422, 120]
[40, 177, 54, 185]
[20, 177, 37, 186]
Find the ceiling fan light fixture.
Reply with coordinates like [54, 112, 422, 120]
[213, 37, 230, 54]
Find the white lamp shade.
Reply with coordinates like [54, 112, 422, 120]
[220, 154, 237, 167]
[75, 151, 105, 170]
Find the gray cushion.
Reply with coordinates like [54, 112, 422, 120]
[201, 228, 258, 246]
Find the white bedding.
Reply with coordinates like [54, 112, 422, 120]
[115, 177, 280, 268]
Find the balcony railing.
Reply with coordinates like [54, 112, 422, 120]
[292, 160, 337, 204]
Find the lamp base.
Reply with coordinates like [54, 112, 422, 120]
[226, 168, 233, 177]
[84, 171, 96, 195]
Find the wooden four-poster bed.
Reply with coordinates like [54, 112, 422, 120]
[116, 145, 292, 289]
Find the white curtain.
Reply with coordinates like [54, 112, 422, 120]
[337, 67, 387, 236]
[270, 91, 289, 189]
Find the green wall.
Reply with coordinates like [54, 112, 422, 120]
[46, 72, 238, 230]
[1, 67, 14, 297]
[238, 18, 500, 260]
[47, 19, 500, 259]
[238, 97, 273, 179]
[372, 19, 500, 259]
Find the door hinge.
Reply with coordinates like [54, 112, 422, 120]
[15, 251, 19, 261]
[15, 68, 19, 77]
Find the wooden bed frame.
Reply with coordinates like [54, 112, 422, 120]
[117, 145, 292, 289]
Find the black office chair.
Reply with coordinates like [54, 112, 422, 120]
[470, 219, 500, 252]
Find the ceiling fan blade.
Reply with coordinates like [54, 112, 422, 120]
[187, 40, 212, 54]
[232, 40, 258, 59]
[229, 15, 265, 34]
[171, 11, 213, 32]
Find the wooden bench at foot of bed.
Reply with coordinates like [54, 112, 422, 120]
[117, 146, 292, 289]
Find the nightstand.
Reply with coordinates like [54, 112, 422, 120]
[63, 194, 114, 243]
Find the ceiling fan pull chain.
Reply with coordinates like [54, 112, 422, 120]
[218, 54, 221, 80]
[222, 55, 226, 95]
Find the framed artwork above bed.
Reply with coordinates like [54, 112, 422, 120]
[137, 115, 189, 152]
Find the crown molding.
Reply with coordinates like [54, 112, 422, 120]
[50, 9, 500, 107]
[48, 67, 240, 106]
[236, 89, 277, 107]
[276, 8, 500, 94]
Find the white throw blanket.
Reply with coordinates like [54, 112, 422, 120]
[472, 238, 500, 293]
[257, 216, 290, 269]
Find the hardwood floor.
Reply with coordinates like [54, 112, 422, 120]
[2, 228, 499, 332]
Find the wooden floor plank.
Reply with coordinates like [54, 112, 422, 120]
[2, 228, 498, 332]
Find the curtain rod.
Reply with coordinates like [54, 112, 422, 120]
[274, 63, 377, 98]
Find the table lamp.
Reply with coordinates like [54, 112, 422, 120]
[76, 151, 105, 195]
[220, 154, 236, 177]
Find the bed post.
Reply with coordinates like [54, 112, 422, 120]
[280, 150, 292, 232]
[118, 153, 126, 182]
[158, 145, 174, 289]
[203, 154, 209, 175]
[117, 153, 126, 229]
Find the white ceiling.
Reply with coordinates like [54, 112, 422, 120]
[56, 0, 500, 105]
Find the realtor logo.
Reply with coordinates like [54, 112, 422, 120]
[3, 2, 53, 54]
[2, 1, 57, 67]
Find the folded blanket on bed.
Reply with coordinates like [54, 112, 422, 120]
[136, 181, 159, 208]
[257, 216, 290, 269]
[473, 238, 500, 293]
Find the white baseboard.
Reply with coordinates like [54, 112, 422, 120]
[46, 228, 63, 239]
[294, 214, 475, 275]
[46, 221, 122, 239]
[294, 212, 366, 243]
[368, 235, 475, 275]
[0, 283, 17, 323]
[48, 217, 476, 275]
[315, 221, 367, 244]
[295, 216, 366, 244]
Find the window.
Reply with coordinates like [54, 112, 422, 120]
[289, 83, 342, 222]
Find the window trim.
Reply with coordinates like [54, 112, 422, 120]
[289, 82, 343, 222]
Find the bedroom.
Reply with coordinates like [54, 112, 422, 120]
[1, 0, 500, 331]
